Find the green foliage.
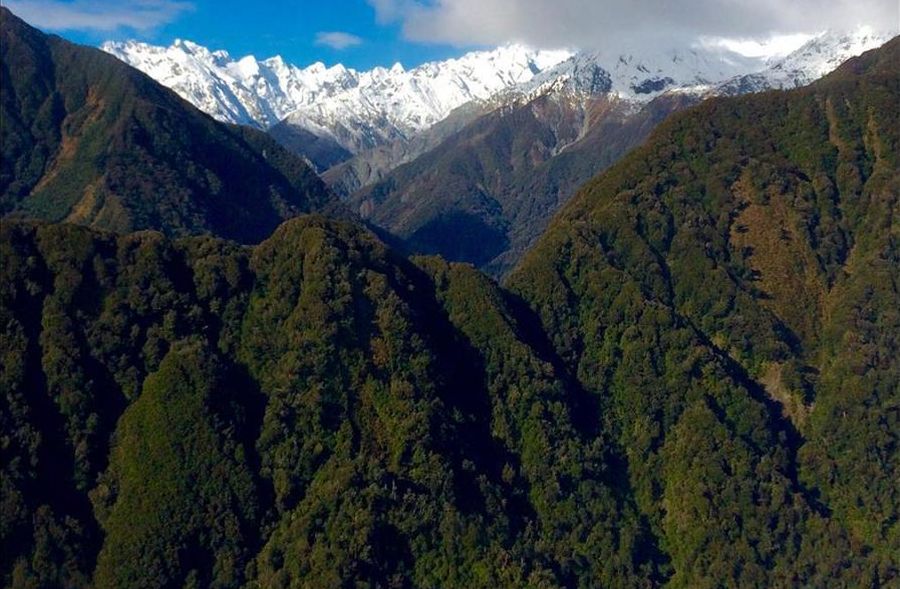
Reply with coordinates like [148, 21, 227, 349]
[92, 341, 258, 589]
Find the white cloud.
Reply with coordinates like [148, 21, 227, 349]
[369, 0, 899, 52]
[698, 33, 817, 59]
[314, 31, 364, 50]
[5, 0, 192, 32]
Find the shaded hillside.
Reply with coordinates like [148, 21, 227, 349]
[322, 99, 494, 196]
[267, 122, 352, 172]
[489, 93, 697, 274]
[509, 36, 900, 586]
[0, 8, 339, 243]
[350, 90, 696, 273]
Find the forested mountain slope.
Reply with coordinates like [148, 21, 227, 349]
[2, 216, 648, 588]
[0, 18, 897, 589]
[510, 35, 900, 586]
[0, 8, 339, 243]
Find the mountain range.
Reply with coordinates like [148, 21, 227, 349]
[101, 40, 571, 165]
[2, 7, 898, 585]
[103, 28, 893, 274]
[343, 27, 894, 273]
[103, 27, 889, 158]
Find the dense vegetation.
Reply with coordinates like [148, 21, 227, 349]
[1, 217, 643, 588]
[510, 35, 900, 586]
[0, 6, 897, 588]
[0, 8, 340, 243]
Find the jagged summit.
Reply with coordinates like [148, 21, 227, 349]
[277, 44, 573, 153]
[102, 39, 572, 152]
[101, 38, 362, 128]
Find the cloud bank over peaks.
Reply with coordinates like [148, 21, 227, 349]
[368, 0, 899, 55]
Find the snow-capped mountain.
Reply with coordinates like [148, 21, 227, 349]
[102, 39, 355, 128]
[102, 40, 571, 151]
[501, 26, 894, 108]
[511, 45, 758, 104]
[276, 46, 570, 153]
[103, 26, 893, 165]
[715, 27, 892, 95]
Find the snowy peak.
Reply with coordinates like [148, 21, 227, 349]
[501, 43, 760, 110]
[279, 44, 573, 152]
[604, 46, 759, 98]
[102, 39, 361, 128]
[715, 26, 895, 95]
[764, 27, 893, 82]
[499, 26, 894, 109]
[636, 50, 741, 92]
[102, 39, 571, 151]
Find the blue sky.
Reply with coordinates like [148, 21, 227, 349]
[4, 0, 471, 70]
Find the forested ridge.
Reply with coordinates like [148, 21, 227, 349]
[2, 217, 647, 587]
[1, 6, 898, 588]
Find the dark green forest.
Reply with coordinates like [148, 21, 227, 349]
[1, 5, 898, 588]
